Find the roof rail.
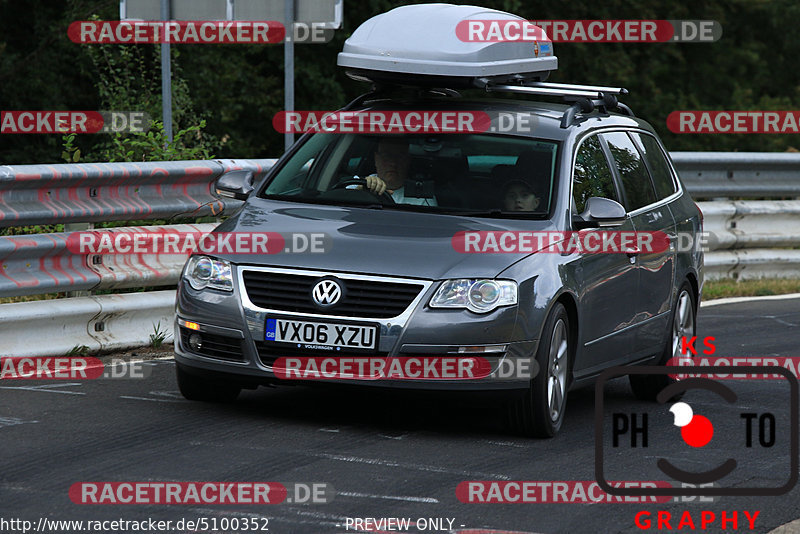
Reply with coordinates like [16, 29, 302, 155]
[474, 78, 634, 128]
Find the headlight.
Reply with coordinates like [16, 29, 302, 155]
[183, 255, 233, 292]
[429, 279, 517, 313]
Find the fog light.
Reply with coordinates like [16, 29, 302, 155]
[188, 333, 203, 352]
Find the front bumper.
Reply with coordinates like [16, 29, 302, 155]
[174, 266, 538, 391]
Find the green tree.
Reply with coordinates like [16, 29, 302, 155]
[4, 0, 800, 163]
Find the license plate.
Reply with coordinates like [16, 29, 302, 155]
[265, 318, 378, 351]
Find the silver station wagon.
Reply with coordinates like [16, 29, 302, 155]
[174, 4, 703, 437]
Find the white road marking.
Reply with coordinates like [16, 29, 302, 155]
[702, 293, 800, 307]
[0, 416, 38, 428]
[119, 395, 184, 403]
[0, 383, 84, 395]
[486, 440, 526, 448]
[149, 390, 184, 399]
[189, 440, 267, 451]
[0, 483, 35, 492]
[189, 441, 512, 480]
[764, 315, 798, 327]
[313, 453, 512, 480]
[338, 490, 438, 503]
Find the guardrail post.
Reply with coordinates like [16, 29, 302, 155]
[65, 222, 94, 297]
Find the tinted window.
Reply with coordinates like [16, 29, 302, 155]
[602, 132, 657, 211]
[572, 135, 618, 213]
[632, 133, 676, 200]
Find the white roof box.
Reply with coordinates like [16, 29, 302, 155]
[337, 3, 556, 87]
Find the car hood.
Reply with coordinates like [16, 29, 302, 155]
[214, 199, 555, 280]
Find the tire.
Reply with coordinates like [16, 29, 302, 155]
[510, 303, 571, 438]
[176, 364, 241, 403]
[629, 282, 696, 401]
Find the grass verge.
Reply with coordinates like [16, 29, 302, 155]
[704, 278, 800, 300]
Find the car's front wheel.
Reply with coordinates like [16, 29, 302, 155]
[176, 364, 241, 402]
[510, 302, 571, 438]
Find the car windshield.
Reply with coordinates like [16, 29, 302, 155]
[260, 133, 559, 217]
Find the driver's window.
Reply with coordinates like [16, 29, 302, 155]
[263, 134, 329, 195]
[573, 135, 619, 213]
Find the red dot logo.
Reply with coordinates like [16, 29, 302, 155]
[670, 402, 714, 448]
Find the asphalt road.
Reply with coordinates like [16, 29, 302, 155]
[2, 296, 800, 534]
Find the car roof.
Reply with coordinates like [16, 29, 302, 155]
[352, 95, 656, 142]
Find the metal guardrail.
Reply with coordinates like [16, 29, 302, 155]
[672, 152, 800, 199]
[0, 223, 216, 298]
[701, 200, 800, 280]
[705, 250, 800, 281]
[702, 201, 800, 250]
[0, 158, 275, 357]
[0, 153, 798, 356]
[0, 158, 275, 227]
[0, 291, 176, 357]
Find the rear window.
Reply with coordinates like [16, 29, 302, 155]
[261, 133, 560, 217]
[631, 132, 677, 200]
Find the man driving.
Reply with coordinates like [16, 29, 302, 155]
[361, 138, 437, 206]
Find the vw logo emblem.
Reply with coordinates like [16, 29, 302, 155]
[312, 279, 342, 307]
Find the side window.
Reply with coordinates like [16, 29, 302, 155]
[631, 132, 677, 200]
[601, 131, 657, 211]
[573, 135, 619, 213]
[264, 134, 329, 195]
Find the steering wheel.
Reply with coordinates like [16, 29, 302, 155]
[332, 178, 396, 204]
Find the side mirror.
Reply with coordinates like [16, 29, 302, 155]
[215, 170, 255, 200]
[573, 197, 627, 229]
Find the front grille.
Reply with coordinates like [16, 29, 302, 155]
[241, 270, 424, 318]
[255, 341, 388, 368]
[180, 327, 244, 362]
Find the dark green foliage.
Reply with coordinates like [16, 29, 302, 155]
[1, 0, 799, 164]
